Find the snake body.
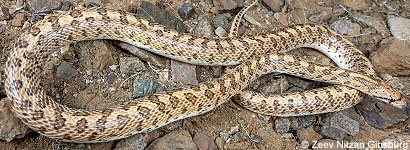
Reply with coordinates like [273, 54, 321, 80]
[5, 7, 403, 142]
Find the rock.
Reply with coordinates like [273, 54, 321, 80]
[262, 0, 284, 12]
[387, 16, 410, 40]
[171, 60, 198, 85]
[0, 98, 31, 142]
[75, 40, 116, 70]
[26, 0, 62, 12]
[355, 96, 407, 130]
[215, 137, 225, 150]
[195, 18, 214, 37]
[136, 1, 186, 33]
[355, 15, 389, 37]
[107, 73, 117, 84]
[114, 131, 159, 150]
[132, 75, 166, 98]
[290, 115, 316, 130]
[60, 1, 71, 11]
[256, 76, 290, 95]
[370, 40, 410, 76]
[308, 11, 330, 24]
[320, 125, 346, 140]
[273, 12, 288, 26]
[257, 114, 271, 124]
[314, 139, 345, 150]
[342, 0, 369, 10]
[146, 130, 197, 150]
[347, 23, 361, 36]
[0, 7, 10, 21]
[243, 5, 276, 29]
[215, 27, 227, 37]
[217, 0, 238, 10]
[56, 61, 78, 79]
[322, 110, 360, 136]
[330, 20, 354, 35]
[297, 126, 323, 145]
[213, 14, 229, 28]
[193, 133, 218, 150]
[11, 13, 25, 27]
[119, 57, 146, 74]
[178, 3, 196, 21]
[275, 117, 290, 133]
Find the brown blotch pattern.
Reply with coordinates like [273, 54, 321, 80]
[76, 118, 88, 133]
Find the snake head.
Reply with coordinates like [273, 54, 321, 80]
[374, 82, 406, 109]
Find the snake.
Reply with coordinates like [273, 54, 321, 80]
[4, 7, 404, 143]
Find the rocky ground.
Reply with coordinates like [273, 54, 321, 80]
[0, 0, 410, 149]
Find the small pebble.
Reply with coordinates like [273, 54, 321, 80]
[215, 27, 227, 37]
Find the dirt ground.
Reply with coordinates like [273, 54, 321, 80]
[0, 0, 409, 149]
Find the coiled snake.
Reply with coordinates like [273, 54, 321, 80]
[4, 7, 404, 142]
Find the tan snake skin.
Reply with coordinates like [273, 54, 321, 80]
[4, 7, 404, 143]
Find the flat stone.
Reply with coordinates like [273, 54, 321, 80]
[75, 40, 116, 70]
[355, 96, 407, 130]
[387, 16, 410, 40]
[370, 40, 410, 76]
[355, 15, 389, 37]
[217, 0, 238, 10]
[11, 13, 25, 27]
[26, 0, 62, 12]
[136, 1, 185, 33]
[297, 126, 323, 145]
[193, 133, 218, 150]
[132, 75, 166, 98]
[322, 110, 360, 136]
[275, 117, 290, 133]
[0, 98, 31, 142]
[146, 130, 197, 150]
[330, 20, 354, 35]
[0, 7, 10, 21]
[56, 61, 78, 79]
[262, 0, 284, 12]
[178, 3, 196, 21]
[171, 60, 198, 85]
[119, 57, 146, 74]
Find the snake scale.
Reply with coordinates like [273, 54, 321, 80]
[4, 7, 404, 143]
